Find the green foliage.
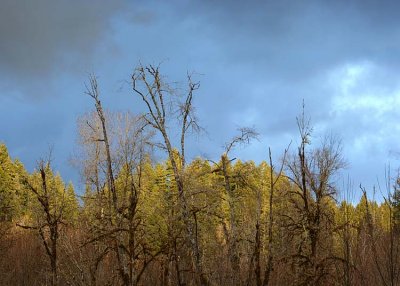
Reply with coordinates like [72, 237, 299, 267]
[24, 165, 79, 225]
[0, 143, 28, 221]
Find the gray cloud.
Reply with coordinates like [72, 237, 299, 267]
[0, 0, 127, 97]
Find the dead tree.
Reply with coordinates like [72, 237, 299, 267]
[242, 144, 289, 286]
[84, 77, 160, 286]
[131, 64, 207, 285]
[85, 76, 129, 284]
[262, 146, 290, 286]
[284, 107, 345, 285]
[85, 76, 118, 212]
[19, 159, 67, 286]
[216, 127, 258, 285]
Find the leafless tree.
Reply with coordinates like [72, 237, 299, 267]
[18, 158, 68, 286]
[214, 127, 258, 285]
[284, 106, 346, 285]
[262, 145, 290, 286]
[83, 76, 160, 286]
[131, 63, 207, 285]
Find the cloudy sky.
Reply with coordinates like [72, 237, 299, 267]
[1, 0, 399, 199]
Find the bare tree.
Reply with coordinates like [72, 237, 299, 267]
[83, 76, 160, 286]
[18, 158, 70, 286]
[284, 107, 346, 285]
[213, 127, 258, 285]
[131, 63, 207, 285]
[84, 76, 129, 284]
[262, 145, 290, 286]
[85, 76, 118, 211]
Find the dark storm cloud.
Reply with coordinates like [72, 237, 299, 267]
[0, 0, 127, 97]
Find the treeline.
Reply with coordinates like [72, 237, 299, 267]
[1, 64, 400, 286]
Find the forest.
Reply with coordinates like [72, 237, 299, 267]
[1, 64, 399, 286]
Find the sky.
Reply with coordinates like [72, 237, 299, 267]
[1, 0, 399, 200]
